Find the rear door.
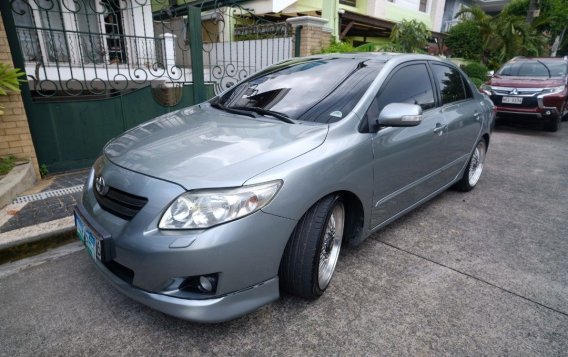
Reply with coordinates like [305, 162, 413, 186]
[430, 63, 483, 179]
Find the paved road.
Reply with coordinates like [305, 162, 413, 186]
[1, 122, 568, 356]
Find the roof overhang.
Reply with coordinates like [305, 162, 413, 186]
[339, 10, 445, 40]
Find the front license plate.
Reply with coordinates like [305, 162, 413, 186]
[74, 211, 103, 261]
[502, 96, 523, 104]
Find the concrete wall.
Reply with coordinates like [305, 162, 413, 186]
[0, 15, 40, 179]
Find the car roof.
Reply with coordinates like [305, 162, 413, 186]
[303, 52, 454, 65]
[507, 56, 568, 62]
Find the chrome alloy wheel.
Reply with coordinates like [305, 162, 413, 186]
[318, 202, 345, 290]
[468, 140, 486, 187]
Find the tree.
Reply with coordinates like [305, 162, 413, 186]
[390, 19, 431, 53]
[445, 20, 483, 60]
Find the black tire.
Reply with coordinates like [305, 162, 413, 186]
[544, 115, 560, 132]
[279, 195, 345, 299]
[455, 139, 487, 192]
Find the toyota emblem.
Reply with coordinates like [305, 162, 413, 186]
[95, 175, 108, 195]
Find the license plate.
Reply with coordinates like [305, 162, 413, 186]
[75, 211, 103, 261]
[502, 96, 523, 104]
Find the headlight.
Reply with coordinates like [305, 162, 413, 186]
[480, 84, 492, 95]
[159, 180, 282, 229]
[541, 86, 565, 95]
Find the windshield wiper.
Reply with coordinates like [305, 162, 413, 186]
[210, 102, 257, 119]
[536, 60, 552, 78]
[229, 106, 296, 124]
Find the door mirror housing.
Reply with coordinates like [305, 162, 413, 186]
[487, 70, 495, 78]
[369, 103, 423, 132]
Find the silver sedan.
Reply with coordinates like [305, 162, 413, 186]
[75, 53, 495, 322]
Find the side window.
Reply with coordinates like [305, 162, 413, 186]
[375, 63, 436, 112]
[431, 64, 469, 105]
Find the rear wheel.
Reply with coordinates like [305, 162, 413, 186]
[279, 195, 345, 299]
[455, 139, 487, 192]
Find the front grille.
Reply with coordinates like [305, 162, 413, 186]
[94, 184, 147, 220]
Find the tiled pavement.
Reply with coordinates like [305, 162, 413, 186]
[0, 170, 88, 234]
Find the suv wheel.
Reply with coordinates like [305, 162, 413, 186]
[544, 115, 560, 132]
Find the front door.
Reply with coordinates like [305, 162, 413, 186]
[369, 62, 450, 228]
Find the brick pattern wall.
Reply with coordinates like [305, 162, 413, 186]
[296, 26, 332, 57]
[0, 15, 40, 178]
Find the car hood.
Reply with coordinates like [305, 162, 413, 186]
[489, 75, 566, 88]
[104, 104, 328, 189]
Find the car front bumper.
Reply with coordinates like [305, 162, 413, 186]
[76, 159, 297, 322]
[90, 251, 279, 323]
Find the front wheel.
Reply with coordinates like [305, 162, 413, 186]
[279, 195, 345, 299]
[455, 139, 487, 192]
[544, 115, 560, 132]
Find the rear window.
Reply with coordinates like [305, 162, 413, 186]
[217, 57, 382, 122]
[498, 60, 568, 77]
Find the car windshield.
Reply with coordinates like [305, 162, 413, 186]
[214, 57, 383, 122]
[497, 60, 567, 77]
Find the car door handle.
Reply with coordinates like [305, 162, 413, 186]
[433, 123, 446, 136]
[474, 112, 481, 120]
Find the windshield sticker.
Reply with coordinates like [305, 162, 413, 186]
[330, 111, 343, 118]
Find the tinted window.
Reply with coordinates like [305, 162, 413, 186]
[217, 58, 377, 121]
[498, 60, 567, 77]
[298, 62, 383, 123]
[432, 64, 467, 105]
[375, 64, 435, 111]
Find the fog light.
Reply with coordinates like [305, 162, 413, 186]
[199, 276, 215, 292]
[545, 110, 551, 115]
[179, 273, 218, 295]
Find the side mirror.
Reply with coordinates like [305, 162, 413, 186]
[369, 103, 423, 132]
[487, 70, 494, 78]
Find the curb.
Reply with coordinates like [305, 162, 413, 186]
[0, 216, 75, 251]
[0, 162, 37, 209]
[0, 216, 77, 265]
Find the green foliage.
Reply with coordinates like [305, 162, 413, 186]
[355, 41, 401, 53]
[463, 62, 489, 80]
[449, 4, 549, 68]
[470, 77, 484, 88]
[318, 41, 356, 54]
[0, 63, 26, 115]
[445, 21, 483, 60]
[40, 164, 49, 178]
[0, 156, 17, 176]
[390, 19, 431, 53]
[0, 63, 25, 96]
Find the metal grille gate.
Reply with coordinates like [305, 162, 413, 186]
[2, 0, 293, 172]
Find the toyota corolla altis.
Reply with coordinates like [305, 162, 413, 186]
[75, 53, 495, 322]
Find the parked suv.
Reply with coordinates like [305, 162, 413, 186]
[481, 56, 568, 131]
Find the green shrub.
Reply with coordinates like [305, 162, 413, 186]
[318, 41, 356, 54]
[0, 156, 17, 175]
[445, 21, 483, 60]
[470, 77, 484, 88]
[463, 62, 489, 81]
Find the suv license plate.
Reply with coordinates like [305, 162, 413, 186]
[502, 96, 523, 104]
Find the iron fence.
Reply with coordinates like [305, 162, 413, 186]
[9, 0, 294, 100]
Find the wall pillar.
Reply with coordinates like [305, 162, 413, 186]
[159, 33, 176, 71]
[287, 16, 332, 57]
[0, 14, 40, 178]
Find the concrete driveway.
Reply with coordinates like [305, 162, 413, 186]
[1, 122, 567, 355]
